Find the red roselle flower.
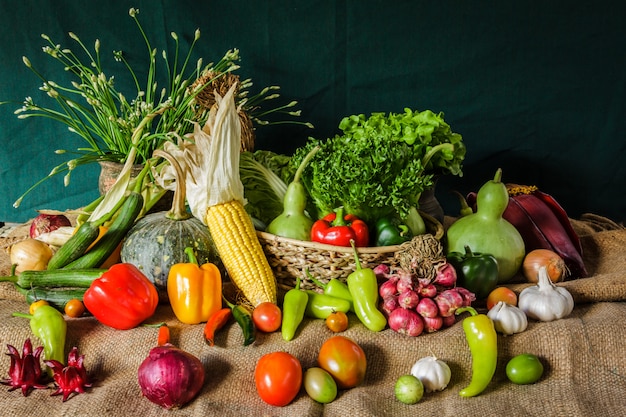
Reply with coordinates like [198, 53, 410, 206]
[1, 338, 48, 396]
[44, 346, 93, 402]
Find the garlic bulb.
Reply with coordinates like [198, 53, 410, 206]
[518, 266, 574, 321]
[487, 301, 528, 335]
[410, 356, 451, 392]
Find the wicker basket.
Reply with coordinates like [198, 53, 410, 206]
[257, 211, 446, 292]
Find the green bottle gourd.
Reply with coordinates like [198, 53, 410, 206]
[446, 169, 525, 282]
[266, 146, 320, 240]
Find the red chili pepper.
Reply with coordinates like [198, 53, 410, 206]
[204, 308, 232, 346]
[83, 263, 159, 330]
[311, 207, 369, 247]
[157, 324, 171, 346]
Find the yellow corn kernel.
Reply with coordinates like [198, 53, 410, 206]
[206, 199, 277, 306]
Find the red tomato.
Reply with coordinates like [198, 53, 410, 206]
[252, 302, 282, 333]
[486, 287, 518, 310]
[254, 351, 302, 406]
[318, 336, 367, 389]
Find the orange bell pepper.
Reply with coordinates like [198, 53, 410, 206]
[167, 247, 222, 325]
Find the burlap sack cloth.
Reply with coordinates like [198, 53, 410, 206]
[0, 213, 624, 416]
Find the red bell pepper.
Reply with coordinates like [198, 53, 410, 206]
[83, 263, 159, 330]
[311, 207, 369, 247]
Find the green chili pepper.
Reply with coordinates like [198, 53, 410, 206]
[372, 217, 412, 247]
[281, 275, 309, 341]
[306, 269, 353, 311]
[304, 291, 351, 319]
[447, 246, 499, 299]
[13, 304, 67, 367]
[455, 306, 497, 397]
[346, 240, 387, 332]
[223, 297, 255, 346]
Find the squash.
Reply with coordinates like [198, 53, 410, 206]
[121, 150, 222, 300]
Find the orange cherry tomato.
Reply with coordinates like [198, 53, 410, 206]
[486, 287, 518, 310]
[254, 351, 302, 406]
[325, 311, 349, 333]
[318, 335, 367, 389]
[64, 298, 86, 318]
[252, 302, 282, 333]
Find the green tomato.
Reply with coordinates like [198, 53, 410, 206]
[394, 374, 424, 404]
[506, 354, 544, 384]
[304, 367, 338, 404]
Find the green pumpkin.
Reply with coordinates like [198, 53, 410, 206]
[446, 169, 525, 282]
[120, 150, 222, 298]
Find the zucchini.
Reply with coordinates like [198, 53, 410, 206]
[0, 268, 104, 288]
[64, 192, 144, 269]
[22, 287, 87, 312]
[46, 221, 100, 270]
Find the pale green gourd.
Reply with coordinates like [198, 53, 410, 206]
[266, 146, 319, 240]
[446, 169, 525, 282]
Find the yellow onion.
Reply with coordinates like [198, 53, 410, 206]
[522, 249, 568, 283]
[8, 239, 53, 272]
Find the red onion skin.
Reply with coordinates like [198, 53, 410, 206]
[455, 287, 476, 307]
[433, 262, 457, 288]
[380, 296, 399, 316]
[398, 289, 420, 310]
[423, 316, 444, 333]
[442, 314, 457, 328]
[378, 279, 398, 299]
[416, 297, 439, 318]
[434, 289, 465, 317]
[396, 276, 414, 294]
[138, 344, 205, 409]
[387, 308, 424, 337]
[418, 283, 438, 298]
[373, 263, 391, 277]
[29, 213, 71, 238]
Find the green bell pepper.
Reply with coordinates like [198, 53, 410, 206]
[372, 217, 412, 246]
[447, 245, 499, 299]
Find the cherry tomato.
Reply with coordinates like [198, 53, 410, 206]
[318, 335, 367, 389]
[486, 287, 518, 310]
[506, 353, 544, 384]
[325, 310, 349, 333]
[254, 351, 302, 406]
[252, 302, 282, 333]
[64, 298, 86, 318]
[304, 367, 338, 403]
[29, 300, 49, 315]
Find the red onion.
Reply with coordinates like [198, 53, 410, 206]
[380, 296, 399, 316]
[29, 213, 71, 239]
[373, 263, 391, 277]
[417, 283, 438, 298]
[378, 278, 398, 299]
[387, 308, 424, 337]
[138, 344, 205, 409]
[455, 287, 476, 307]
[432, 262, 457, 288]
[441, 314, 456, 328]
[398, 289, 419, 310]
[416, 297, 439, 318]
[423, 316, 444, 333]
[396, 274, 414, 294]
[434, 289, 465, 317]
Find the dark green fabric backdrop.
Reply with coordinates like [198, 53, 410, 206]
[1, 0, 624, 223]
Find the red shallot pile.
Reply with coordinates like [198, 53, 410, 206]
[375, 262, 475, 337]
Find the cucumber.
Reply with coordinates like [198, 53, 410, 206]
[22, 287, 87, 312]
[3, 268, 104, 289]
[46, 221, 100, 270]
[63, 192, 144, 269]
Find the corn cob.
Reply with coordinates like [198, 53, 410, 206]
[206, 200, 276, 305]
[164, 82, 279, 307]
